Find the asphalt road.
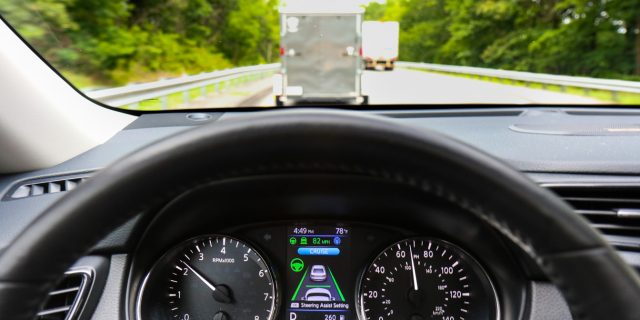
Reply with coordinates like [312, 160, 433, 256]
[362, 68, 601, 105]
[191, 68, 602, 108]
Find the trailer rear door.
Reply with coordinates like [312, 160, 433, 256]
[283, 14, 360, 98]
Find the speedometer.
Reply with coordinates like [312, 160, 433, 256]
[357, 238, 498, 320]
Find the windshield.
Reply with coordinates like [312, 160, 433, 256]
[1, 0, 639, 110]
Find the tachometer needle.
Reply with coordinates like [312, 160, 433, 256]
[182, 261, 217, 292]
[181, 261, 233, 303]
[409, 244, 418, 291]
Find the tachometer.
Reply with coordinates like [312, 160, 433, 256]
[137, 235, 278, 320]
[357, 238, 498, 320]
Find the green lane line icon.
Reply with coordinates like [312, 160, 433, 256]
[291, 269, 308, 301]
[290, 258, 304, 272]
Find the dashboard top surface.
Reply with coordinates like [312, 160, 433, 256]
[1, 107, 638, 320]
[4, 107, 640, 189]
[128, 107, 640, 174]
[2, 107, 640, 254]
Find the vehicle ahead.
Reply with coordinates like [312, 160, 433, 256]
[274, 2, 367, 106]
[362, 21, 399, 71]
[309, 265, 327, 282]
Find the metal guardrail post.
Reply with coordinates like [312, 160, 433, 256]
[183, 90, 189, 105]
[160, 95, 168, 110]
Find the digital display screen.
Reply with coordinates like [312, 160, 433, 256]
[286, 225, 351, 320]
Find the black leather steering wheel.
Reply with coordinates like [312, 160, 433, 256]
[0, 109, 638, 319]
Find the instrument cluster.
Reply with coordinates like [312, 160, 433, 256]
[136, 223, 499, 320]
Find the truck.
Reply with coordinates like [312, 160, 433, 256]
[273, 1, 367, 106]
[362, 21, 400, 71]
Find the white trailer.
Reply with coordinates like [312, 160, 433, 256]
[362, 21, 400, 71]
[274, 1, 367, 106]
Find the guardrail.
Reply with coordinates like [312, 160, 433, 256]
[397, 61, 640, 101]
[85, 63, 279, 109]
[85, 61, 640, 107]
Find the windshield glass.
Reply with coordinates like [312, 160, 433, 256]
[1, 0, 639, 110]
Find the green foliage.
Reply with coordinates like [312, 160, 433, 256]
[364, 2, 386, 20]
[0, 0, 77, 40]
[2, 0, 638, 89]
[367, 0, 640, 79]
[219, 0, 279, 65]
[365, 0, 406, 22]
[0, 0, 279, 87]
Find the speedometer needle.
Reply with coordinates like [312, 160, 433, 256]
[409, 244, 418, 291]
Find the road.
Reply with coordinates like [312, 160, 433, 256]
[361, 68, 601, 105]
[189, 68, 601, 108]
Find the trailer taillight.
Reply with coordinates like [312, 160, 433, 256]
[359, 47, 363, 57]
[280, 47, 285, 57]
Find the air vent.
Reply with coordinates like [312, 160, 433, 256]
[3, 173, 91, 201]
[37, 269, 92, 320]
[546, 185, 640, 251]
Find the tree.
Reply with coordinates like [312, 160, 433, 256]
[399, 0, 450, 63]
[365, 0, 640, 79]
[607, 0, 640, 75]
[0, 0, 78, 66]
[364, 2, 386, 20]
[219, 0, 279, 65]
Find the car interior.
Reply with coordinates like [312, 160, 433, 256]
[1, 2, 640, 320]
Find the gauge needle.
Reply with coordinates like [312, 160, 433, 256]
[182, 261, 217, 291]
[181, 261, 233, 303]
[409, 245, 418, 291]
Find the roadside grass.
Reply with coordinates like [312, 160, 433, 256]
[410, 68, 640, 105]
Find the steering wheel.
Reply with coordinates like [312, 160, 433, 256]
[0, 109, 638, 319]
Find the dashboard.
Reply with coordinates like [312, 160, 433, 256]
[135, 224, 499, 320]
[2, 107, 640, 320]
